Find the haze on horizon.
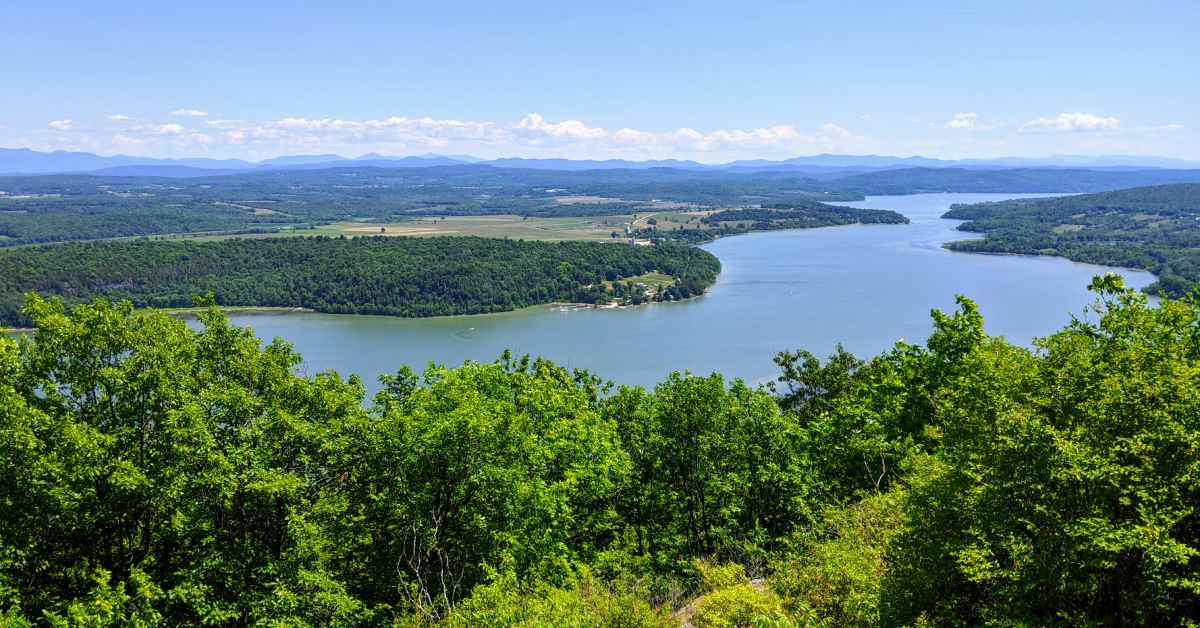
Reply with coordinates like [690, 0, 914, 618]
[3, 0, 1197, 162]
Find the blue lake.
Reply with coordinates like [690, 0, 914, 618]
[217, 193, 1155, 391]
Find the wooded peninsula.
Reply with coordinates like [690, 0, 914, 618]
[944, 183, 1200, 296]
[0, 236, 721, 328]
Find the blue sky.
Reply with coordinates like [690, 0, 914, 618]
[2, 0, 1197, 161]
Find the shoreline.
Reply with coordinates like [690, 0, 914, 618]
[181, 293, 713, 324]
[159, 305, 316, 319]
[5, 306, 317, 334]
[3, 288, 713, 333]
[940, 240, 1160, 281]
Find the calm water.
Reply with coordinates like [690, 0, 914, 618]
[215, 194, 1154, 392]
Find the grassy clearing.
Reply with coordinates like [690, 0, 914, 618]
[180, 212, 729, 243]
[337, 215, 636, 241]
[139, 215, 641, 243]
[552, 195, 623, 204]
[5, 210, 731, 249]
[632, 209, 752, 237]
[177, 225, 346, 242]
[613, 271, 676, 289]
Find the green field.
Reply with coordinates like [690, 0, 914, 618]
[332, 214, 636, 241]
[612, 271, 676, 289]
[125, 209, 775, 248]
[158, 214, 642, 243]
[167, 211, 743, 244]
[4, 204, 880, 248]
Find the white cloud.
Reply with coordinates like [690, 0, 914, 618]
[198, 113, 864, 158]
[105, 121, 214, 149]
[819, 122, 851, 138]
[612, 127, 657, 145]
[47, 119, 73, 130]
[13, 112, 875, 160]
[516, 113, 607, 140]
[1133, 123, 1185, 132]
[1020, 112, 1120, 133]
[859, 114, 871, 120]
[170, 108, 209, 117]
[945, 112, 979, 130]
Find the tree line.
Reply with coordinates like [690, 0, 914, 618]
[701, 202, 909, 228]
[2, 275, 1198, 625]
[636, 201, 908, 244]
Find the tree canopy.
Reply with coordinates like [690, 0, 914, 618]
[2, 277, 1198, 625]
[0, 236, 720, 327]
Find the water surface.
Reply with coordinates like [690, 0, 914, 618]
[218, 194, 1155, 391]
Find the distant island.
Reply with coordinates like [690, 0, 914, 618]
[943, 183, 1200, 296]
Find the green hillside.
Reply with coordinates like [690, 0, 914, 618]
[944, 183, 1200, 295]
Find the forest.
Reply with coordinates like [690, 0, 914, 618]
[1, 275, 1197, 626]
[628, 201, 908, 244]
[4, 165, 1199, 245]
[0, 236, 720, 327]
[701, 202, 908, 229]
[943, 183, 1200, 296]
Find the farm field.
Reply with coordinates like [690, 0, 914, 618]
[333, 214, 634, 241]
[164, 214, 644, 243]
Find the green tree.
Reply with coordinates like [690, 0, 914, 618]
[605, 374, 811, 571]
[0, 295, 370, 624]
[321, 355, 631, 620]
[883, 277, 1200, 626]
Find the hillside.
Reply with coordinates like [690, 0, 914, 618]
[943, 183, 1200, 296]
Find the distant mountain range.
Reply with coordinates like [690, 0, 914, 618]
[1, 147, 1197, 177]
